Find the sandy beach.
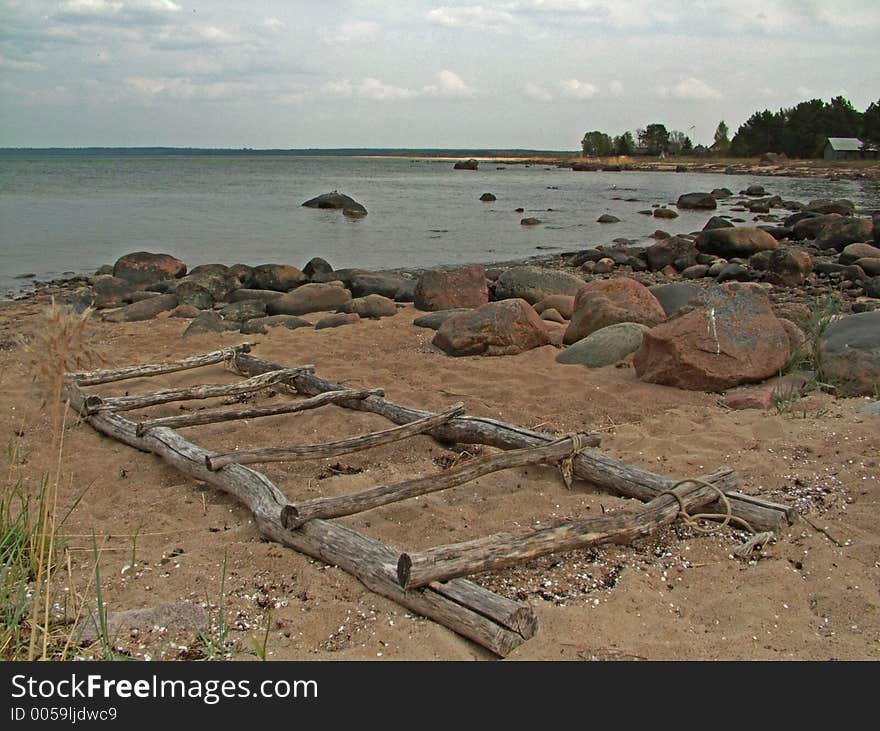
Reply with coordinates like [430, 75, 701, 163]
[2, 288, 878, 661]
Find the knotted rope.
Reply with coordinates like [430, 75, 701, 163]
[658, 478, 755, 534]
[559, 433, 590, 489]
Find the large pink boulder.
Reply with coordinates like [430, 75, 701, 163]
[414, 265, 488, 311]
[113, 252, 186, 286]
[432, 299, 551, 356]
[633, 283, 791, 391]
[563, 278, 666, 344]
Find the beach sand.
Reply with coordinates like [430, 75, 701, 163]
[1, 297, 878, 661]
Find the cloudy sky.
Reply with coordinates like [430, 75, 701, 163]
[1, 0, 878, 149]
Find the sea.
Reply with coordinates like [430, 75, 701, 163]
[1, 151, 877, 299]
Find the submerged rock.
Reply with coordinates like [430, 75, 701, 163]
[302, 191, 367, 214]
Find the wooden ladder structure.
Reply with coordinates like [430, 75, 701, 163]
[64, 343, 797, 657]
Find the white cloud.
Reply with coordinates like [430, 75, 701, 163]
[426, 5, 515, 30]
[322, 78, 417, 100]
[662, 77, 722, 100]
[0, 53, 42, 71]
[424, 69, 476, 97]
[322, 21, 379, 43]
[559, 78, 597, 99]
[524, 82, 552, 101]
[56, 0, 181, 24]
[609, 80, 623, 96]
[126, 75, 249, 100]
[264, 17, 284, 32]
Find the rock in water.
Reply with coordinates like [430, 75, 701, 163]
[676, 192, 717, 210]
[633, 283, 790, 391]
[302, 191, 367, 214]
[432, 299, 550, 356]
[454, 159, 479, 170]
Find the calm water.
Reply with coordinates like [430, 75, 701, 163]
[1, 154, 877, 298]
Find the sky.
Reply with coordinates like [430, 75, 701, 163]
[1, 0, 879, 149]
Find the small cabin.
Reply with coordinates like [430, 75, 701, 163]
[823, 137, 878, 160]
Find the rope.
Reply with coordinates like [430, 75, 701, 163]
[559, 433, 589, 489]
[658, 478, 755, 534]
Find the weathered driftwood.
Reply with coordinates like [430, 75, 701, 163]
[63, 380, 534, 657]
[84, 367, 313, 414]
[233, 353, 795, 532]
[69, 344, 254, 386]
[396, 472, 731, 589]
[282, 433, 590, 529]
[206, 403, 466, 471]
[428, 580, 537, 638]
[136, 388, 385, 436]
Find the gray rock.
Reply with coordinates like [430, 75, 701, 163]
[839, 242, 880, 265]
[806, 198, 855, 215]
[493, 266, 585, 304]
[597, 213, 620, 223]
[227, 288, 284, 303]
[865, 276, 880, 299]
[315, 313, 361, 330]
[413, 309, 472, 330]
[219, 299, 268, 322]
[303, 257, 333, 279]
[240, 315, 312, 334]
[676, 192, 717, 210]
[267, 283, 352, 316]
[703, 216, 734, 230]
[102, 293, 178, 322]
[857, 400, 880, 415]
[174, 280, 214, 310]
[182, 311, 237, 336]
[75, 602, 208, 644]
[251, 264, 307, 292]
[339, 294, 398, 319]
[818, 311, 880, 396]
[349, 272, 409, 299]
[696, 227, 778, 258]
[556, 323, 649, 367]
[815, 217, 874, 251]
[649, 282, 700, 316]
[302, 191, 367, 214]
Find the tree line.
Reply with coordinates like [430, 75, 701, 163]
[581, 96, 880, 159]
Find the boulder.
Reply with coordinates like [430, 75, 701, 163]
[744, 184, 767, 196]
[818, 311, 880, 395]
[493, 266, 584, 305]
[251, 264, 307, 292]
[564, 278, 666, 344]
[412, 309, 472, 330]
[168, 304, 202, 319]
[302, 257, 334, 279]
[715, 262, 752, 283]
[779, 318, 809, 363]
[302, 192, 367, 215]
[710, 188, 732, 199]
[633, 283, 791, 391]
[174, 280, 213, 310]
[681, 264, 710, 279]
[791, 213, 841, 240]
[340, 294, 398, 319]
[676, 192, 717, 210]
[453, 159, 479, 170]
[113, 252, 186, 286]
[839, 243, 880, 265]
[219, 299, 268, 322]
[855, 258, 880, 276]
[875, 212, 880, 245]
[597, 214, 620, 223]
[653, 208, 678, 219]
[315, 313, 361, 330]
[865, 277, 880, 299]
[814, 217, 874, 251]
[703, 216, 734, 230]
[182, 311, 237, 337]
[696, 227, 778, 258]
[645, 236, 698, 272]
[533, 294, 576, 320]
[649, 282, 700, 317]
[228, 288, 284, 303]
[521, 217, 542, 225]
[432, 299, 551, 357]
[480, 193, 496, 202]
[414, 265, 488, 311]
[267, 283, 352, 316]
[88, 275, 138, 308]
[240, 315, 312, 334]
[556, 323, 649, 368]
[310, 268, 369, 287]
[766, 248, 813, 287]
[806, 199, 855, 216]
[349, 272, 410, 299]
[228, 264, 255, 288]
[540, 308, 566, 324]
[102, 293, 179, 323]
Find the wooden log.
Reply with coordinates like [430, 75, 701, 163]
[397, 475, 727, 589]
[282, 433, 590, 529]
[206, 403, 466, 472]
[68, 344, 254, 386]
[64, 381, 534, 657]
[84, 366, 314, 414]
[428, 580, 537, 638]
[136, 388, 385, 436]
[232, 353, 794, 532]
